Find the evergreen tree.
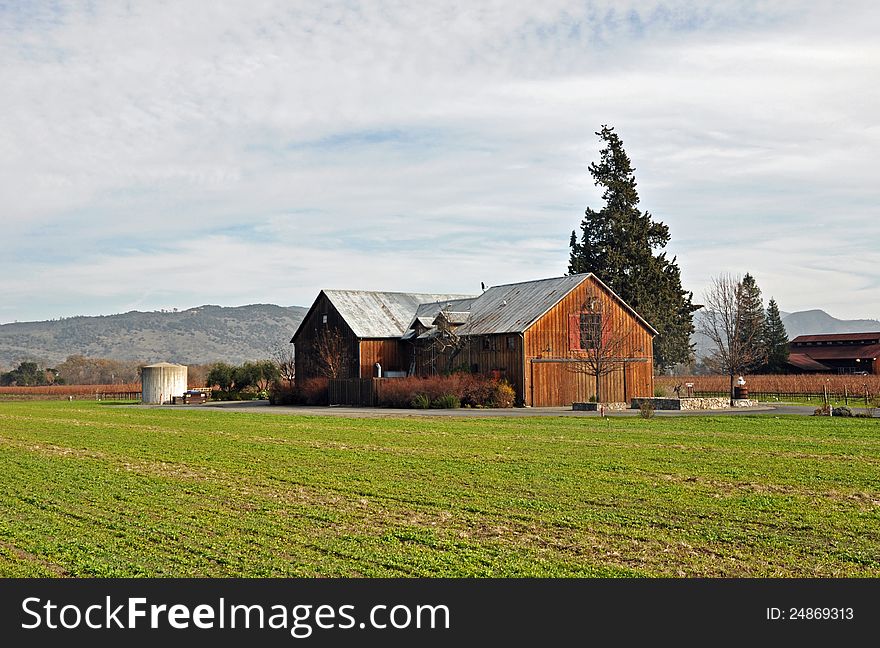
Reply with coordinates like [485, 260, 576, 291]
[736, 273, 766, 373]
[762, 298, 790, 373]
[568, 126, 699, 371]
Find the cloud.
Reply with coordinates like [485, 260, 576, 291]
[0, 1, 878, 323]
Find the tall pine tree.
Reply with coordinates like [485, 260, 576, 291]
[762, 298, 790, 373]
[569, 126, 698, 371]
[736, 273, 766, 373]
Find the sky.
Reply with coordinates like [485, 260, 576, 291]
[1, 0, 879, 324]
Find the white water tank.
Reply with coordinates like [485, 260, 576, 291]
[141, 362, 187, 404]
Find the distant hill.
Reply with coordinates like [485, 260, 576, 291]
[780, 309, 880, 339]
[0, 304, 307, 368]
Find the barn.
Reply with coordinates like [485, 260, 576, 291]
[292, 273, 656, 406]
[787, 332, 880, 374]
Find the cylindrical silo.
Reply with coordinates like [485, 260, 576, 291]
[141, 362, 188, 404]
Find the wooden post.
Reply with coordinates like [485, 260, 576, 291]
[844, 384, 848, 405]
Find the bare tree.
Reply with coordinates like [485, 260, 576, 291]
[269, 342, 296, 386]
[426, 307, 469, 373]
[697, 274, 765, 404]
[314, 328, 350, 379]
[566, 294, 636, 403]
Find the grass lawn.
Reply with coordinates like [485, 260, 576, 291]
[0, 401, 878, 577]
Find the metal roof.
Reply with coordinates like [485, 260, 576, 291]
[465, 274, 589, 334]
[786, 353, 831, 372]
[409, 274, 657, 336]
[323, 290, 475, 338]
[297, 274, 657, 342]
[791, 332, 880, 344]
[790, 344, 880, 361]
[435, 311, 471, 326]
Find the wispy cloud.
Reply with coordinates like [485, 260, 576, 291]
[1, 1, 878, 323]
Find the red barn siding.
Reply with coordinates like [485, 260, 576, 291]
[522, 275, 653, 406]
[359, 339, 408, 378]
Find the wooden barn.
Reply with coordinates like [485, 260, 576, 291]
[292, 273, 656, 406]
[787, 332, 880, 374]
[292, 290, 473, 382]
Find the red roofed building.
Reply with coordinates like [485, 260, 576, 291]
[787, 332, 880, 374]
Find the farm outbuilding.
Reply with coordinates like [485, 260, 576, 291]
[787, 333, 880, 374]
[141, 362, 187, 404]
[292, 273, 656, 406]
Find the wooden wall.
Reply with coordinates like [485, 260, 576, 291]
[522, 275, 654, 406]
[359, 339, 409, 378]
[293, 292, 360, 382]
[410, 334, 525, 402]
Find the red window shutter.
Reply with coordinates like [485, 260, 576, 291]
[569, 314, 581, 351]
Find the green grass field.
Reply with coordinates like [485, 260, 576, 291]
[1, 401, 878, 577]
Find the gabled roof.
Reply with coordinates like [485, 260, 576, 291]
[791, 332, 880, 344]
[466, 274, 590, 334]
[793, 344, 880, 361]
[309, 290, 475, 339]
[295, 274, 657, 343]
[405, 273, 658, 336]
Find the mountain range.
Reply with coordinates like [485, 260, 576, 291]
[779, 309, 880, 340]
[0, 304, 307, 369]
[1, 303, 878, 370]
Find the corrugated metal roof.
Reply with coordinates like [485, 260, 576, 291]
[323, 290, 475, 338]
[300, 274, 656, 342]
[786, 353, 831, 371]
[791, 332, 880, 344]
[791, 344, 880, 361]
[435, 311, 471, 325]
[465, 274, 589, 334]
[405, 274, 656, 336]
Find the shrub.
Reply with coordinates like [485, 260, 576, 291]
[297, 378, 329, 406]
[411, 393, 431, 409]
[654, 384, 671, 398]
[376, 375, 515, 409]
[832, 406, 853, 417]
[813, 404, 831, 416]
[268, 381, 296, 405]
[432, 394, 460, 409]
[489, 380, 516, 408]
[639, 399, 655, 419]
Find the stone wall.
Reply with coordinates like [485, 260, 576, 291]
[631, 397, 681, 410]
[572, 402, 629, 411]
[631, 397, 760, 411]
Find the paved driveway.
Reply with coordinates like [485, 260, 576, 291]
[167, 401, 876, 418]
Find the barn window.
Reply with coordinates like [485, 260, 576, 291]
[483, 337, 496, 351]
[322, 314, 328, 324]
[506, 336, 516, 350]
[579, 313, 601, 349]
